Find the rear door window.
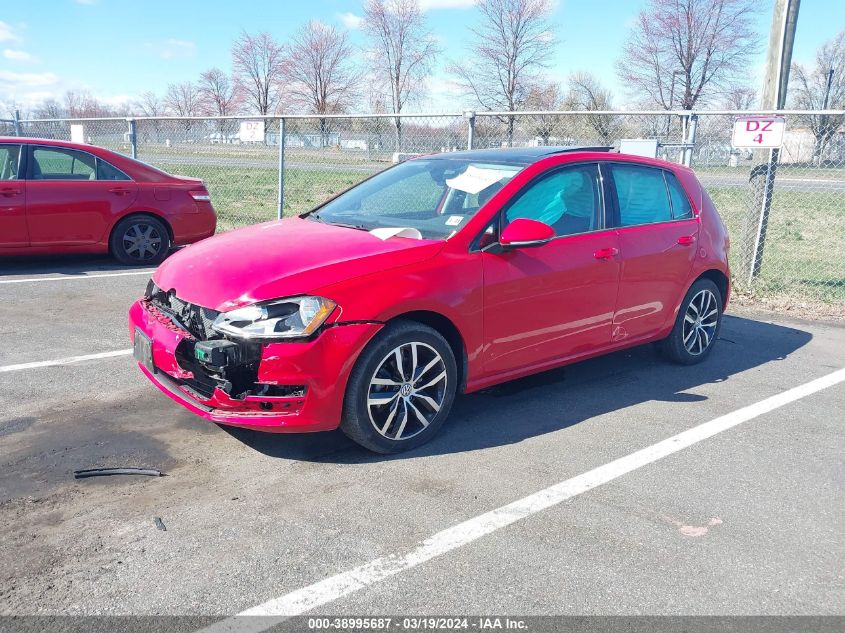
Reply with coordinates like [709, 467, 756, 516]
[0, 144, 21, 180]
[97, 158, 131, 181]
[610, 164, 672, 227]
[665, 172, 694, 219]
[31, 147, 96, 180]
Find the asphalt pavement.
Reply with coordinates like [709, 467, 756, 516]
[0, 254, 843, 618]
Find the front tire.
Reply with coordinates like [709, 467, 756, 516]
[109, 215, 171, 266]
[660, 278, 723, 365]
[341, 320, 458, 454]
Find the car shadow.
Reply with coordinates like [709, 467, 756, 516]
[222, 314, 813, 463]
[0, 251, 180, 277]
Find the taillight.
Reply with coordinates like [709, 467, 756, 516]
[189, 189, 211, 202]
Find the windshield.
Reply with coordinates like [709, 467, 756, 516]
[307, 158, 525, 239]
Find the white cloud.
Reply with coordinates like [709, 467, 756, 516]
[0, 21, 22, 43]
[156, 38, 196, 60]
[419, 0, 475, 10]
[3, 49, 36, 62]
[337, 12, 364, 29]
[0, 70, 59, 87]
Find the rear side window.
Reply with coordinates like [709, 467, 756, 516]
[665, 172, 693, 219]
[611, 164, 672, 226]
[0, 144, 21, 181]
[31, 147, 95, 180]
[97, 158, 130, 181]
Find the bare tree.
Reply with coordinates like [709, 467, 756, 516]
[164, 82, 200, 140]
[617, 0, 758, 110]
[133, 91, 169, 143]
[198, 68, 241, 116]
[198, 68, 241, 141]
[33, 98, 65, 119]
[563, 72, 620, 145]
[722, 86, 757, 109]
[363, 0, 439, 149]
[284, 21, 360, 145]
[64, 90, 112, 118]
[790, 30, 845, 164]
[231, 31, 285, 115]
[451, 0, 556, 145]
[523, 82, 562, 145]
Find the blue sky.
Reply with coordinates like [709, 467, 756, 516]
[1, 0, 843, 113]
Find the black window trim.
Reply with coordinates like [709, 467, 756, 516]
[24, 143, 133, 182]
[602, 161, 697, 229]
[0, 142, 25, 181]
[470, 160, 610, 252]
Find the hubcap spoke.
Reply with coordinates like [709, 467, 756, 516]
[415, 370, 447, 392]
[394, 400, 409, 440]
[406, 399, 430, 428]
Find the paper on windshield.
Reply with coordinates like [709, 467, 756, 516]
[369, 227, 424, 241]
[446, 165, 511, 195]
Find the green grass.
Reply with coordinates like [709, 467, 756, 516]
[154, 163, 377, 232]
[709, 186, 845, 307]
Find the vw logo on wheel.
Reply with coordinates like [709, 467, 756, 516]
[400, 383, 413, 397]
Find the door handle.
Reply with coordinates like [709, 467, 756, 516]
[593, 247, 619, 260]
[0, 187, 22, 197]
[677, 235, 696, 245]
[109, 187, 132, 195]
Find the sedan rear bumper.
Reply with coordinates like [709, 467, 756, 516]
[128, 299, 381, 432]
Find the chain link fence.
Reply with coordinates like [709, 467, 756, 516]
[13, 110, 845, 315]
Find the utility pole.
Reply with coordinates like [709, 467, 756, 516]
[745, 0, 801, 285]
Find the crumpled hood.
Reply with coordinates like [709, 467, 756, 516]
[153, 217, 443, 312]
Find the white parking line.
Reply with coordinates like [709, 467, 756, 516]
[202, 366, 845, 633]
[0, 270, 154, 284]
[0, 349, 132, 373]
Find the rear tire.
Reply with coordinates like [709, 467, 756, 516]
[659, 278, 723, 365]
[109, 215, 171, 266]
[340, 320, 458, 454]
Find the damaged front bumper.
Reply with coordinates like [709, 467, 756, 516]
[128, 298, 382, 432]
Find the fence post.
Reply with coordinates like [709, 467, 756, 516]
[684, 114, 698, 167]
[747, 148, 780, 286]
[127, 118, 137, 159]
[277, 117, 286, 220]
[13, 109, 21, 136]
[465, 110, 476, 150]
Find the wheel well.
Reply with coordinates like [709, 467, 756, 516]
[696, 269, 729, 305]
[108, 212, 173, 252]
[389, 310, 468, 393]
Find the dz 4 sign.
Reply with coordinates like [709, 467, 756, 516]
[732, 116, 786, 148]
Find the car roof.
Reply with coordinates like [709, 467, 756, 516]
[422, 146, 614, 165]
[0, 136, 100, 149]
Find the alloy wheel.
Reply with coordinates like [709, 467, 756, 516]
[367, 342, 448, 441]
[682, 289, 719, 355]
[122, 222, 163, 262]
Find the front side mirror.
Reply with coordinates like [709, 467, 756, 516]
[499, 218, 555, 249]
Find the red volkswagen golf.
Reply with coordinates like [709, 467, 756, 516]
[129, 147, 730, 453]
[0, 137, 216, 264]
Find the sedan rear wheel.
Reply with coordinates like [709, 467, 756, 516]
[341, 320, 457, 453]
[110, 215, 171, 265]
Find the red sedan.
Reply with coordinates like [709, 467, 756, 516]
[0, 137, 216, 264]
[129, 147, 730, 453]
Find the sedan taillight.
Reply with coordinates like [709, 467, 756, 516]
[189, 189, 211, 202]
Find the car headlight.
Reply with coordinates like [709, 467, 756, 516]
[211, 296, 336, 340]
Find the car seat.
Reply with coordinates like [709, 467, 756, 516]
[552, 170, 595, 235]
